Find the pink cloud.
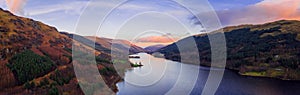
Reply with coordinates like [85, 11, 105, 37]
[217, 0, 300, 26]
[5, 0, 27, 15]
[135, 35, 177, 43]
[255, 0, 300, 20]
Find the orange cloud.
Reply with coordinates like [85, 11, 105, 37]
[133, 35, 179, 47]
[254, 0, 300, 20]
[5, 0, 27, 15]
[135, 36, 177, 43]
[214, 0, 300, 26]
[133, 42, 170, 48]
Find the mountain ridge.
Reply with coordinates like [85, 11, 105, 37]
[157, 20, 300, 80]
[0, 8, 136, 94]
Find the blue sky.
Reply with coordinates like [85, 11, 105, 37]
[209, 0, 262, 10]
[1, 0, 299, 47]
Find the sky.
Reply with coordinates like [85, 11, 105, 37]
[1, 0, 300, 47]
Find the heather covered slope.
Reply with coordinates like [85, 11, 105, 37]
[0, 8, 73, 92]
[157, 20, 300, 80]
[0, 8, 128, 95]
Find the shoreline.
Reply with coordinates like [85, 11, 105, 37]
[113, 60, 144, 93]
[160, 57, 300, 81]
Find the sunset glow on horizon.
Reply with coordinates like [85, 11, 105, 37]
[133, 35, 179, 47]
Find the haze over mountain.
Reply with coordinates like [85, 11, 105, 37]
[144, 44, 166, 53]
[85, 36, 144, 55]
[157, 20, 300, 80]
[60, 33, 144, 56]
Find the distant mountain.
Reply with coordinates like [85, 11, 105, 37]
[157, 20, 300, 80]
[0, 8, 126, 94]
[85, 36, 144, 55]
[60, 33, 144, 56]
[144, 44, 165, 53]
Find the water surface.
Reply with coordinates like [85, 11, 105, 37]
[117, 53, 300, 95]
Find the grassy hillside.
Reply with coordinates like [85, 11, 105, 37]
[157, 20, 300, 80]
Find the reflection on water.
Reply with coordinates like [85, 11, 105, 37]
[117, 53, 300, 95]
[124, 53, 168, 86]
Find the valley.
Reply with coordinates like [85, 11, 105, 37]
[1, 5, 300, 95]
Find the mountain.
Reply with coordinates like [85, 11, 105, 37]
[59, 33, 144, 59]
[0, 8, 74, 92]
[0, 8, 128, 94]
[85, 36, 144, 55]
[157, 20, 300, 80]
[144, 44, 165, 53]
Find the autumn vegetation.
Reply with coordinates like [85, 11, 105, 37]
[0, 8, 137, 95]
[6, 50, 56, 84]
[158, 20, 300, 80]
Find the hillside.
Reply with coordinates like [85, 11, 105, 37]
[157, 20, 300, 80]
[0, 8, 128, 95]
[59, 33, 144, 59]
[85, 36, 144, 55]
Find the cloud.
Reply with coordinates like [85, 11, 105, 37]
[193, 0, 300, 26]
[133, 35, 178, 47]
[220, 0, 300, 26]
[167, 9, 191, 17]
[25, 0, 161, 16]
[117, 3, 153, 11]
[0, 0, 6, 7]
[254, 0, 300, 20]
[26, 1, 89, 16]
[25, 0, 120, 16]
[135, 35, 177, 43]
[5, 0, 27, 15]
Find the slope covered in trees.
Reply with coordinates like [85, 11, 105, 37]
[0, 8, 132, 95]
[7, 50, 55, 84]
[157, 20, 300, 80]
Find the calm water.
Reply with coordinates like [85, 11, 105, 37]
[117, 53, 300, 95]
